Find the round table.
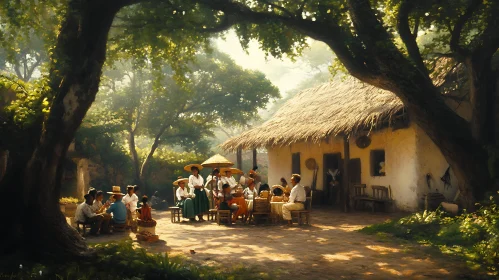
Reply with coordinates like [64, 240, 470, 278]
[270, 202, 285, 223]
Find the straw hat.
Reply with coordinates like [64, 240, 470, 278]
[184, 163, 203, 172]
[220, 167, 242, 175]
[201, 154, 234, 168]
[107, 186, 125, 195]
[173, 177, 189, 186]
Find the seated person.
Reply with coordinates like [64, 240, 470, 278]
[281, 177, 291, 196]
[258, 183, 270, 195]
[138, 195, 157, 227]
[106, 187, 127, 225]
[243, 178, 258, 199]
[218, 183, 239, 223]
[123, 185, 139, 227]
[174, 176, 196, 222]
[91, 190, 111, 233]
[273, 186, 284, 196]
[75, 194, 104, 235]
[282, 174, 306, 226]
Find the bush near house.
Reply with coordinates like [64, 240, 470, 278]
[360, 193, 499, 275]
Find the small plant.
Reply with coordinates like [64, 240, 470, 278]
[59, 197, 79, 204]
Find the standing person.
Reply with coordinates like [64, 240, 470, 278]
[106, 186, 127, 225]
[205, 168, 222, 208]
[123, 185, 139, 227]
[282, 174, 306, 226]
[187, 165, 209, 221]
[174, 176, 196, 221]
[75, 194, 104, 235]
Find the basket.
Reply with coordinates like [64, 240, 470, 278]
[259, 191, 269, 198]
[137, 219, 157, 227]
[253, 199, 269, 212]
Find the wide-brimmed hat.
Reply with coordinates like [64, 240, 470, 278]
[107, 186, 125, 195]
[184, 164, 203, 172]
[173, 177, 189, 186]
[220, 167, 242, 175]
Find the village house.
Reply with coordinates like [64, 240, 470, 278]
[221, 77, 462, 211]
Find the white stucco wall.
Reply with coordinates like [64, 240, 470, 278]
[266, 124, 458, 212]
[414, 125, 460, 207]
[349, 127, 419, 211]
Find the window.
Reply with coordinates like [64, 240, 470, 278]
[370, 150, 386, 176]
[292, 152, 301, 174]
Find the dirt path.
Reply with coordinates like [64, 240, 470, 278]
[88, 209, 481, 279]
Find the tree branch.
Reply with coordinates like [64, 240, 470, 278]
[450, 0, 482, 57]
[260, 0, 294, 17]
[397, 0, 429, 78]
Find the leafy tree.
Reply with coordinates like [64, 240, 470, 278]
[1, 0, 497, 260]
[93, 49, 279, 193]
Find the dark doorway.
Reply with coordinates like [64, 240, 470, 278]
[323, 153, 341, 207]
[348, 158, 361, 184]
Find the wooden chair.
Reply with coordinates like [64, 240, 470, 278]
[169, 186, 182, 223]
[371, 185, 392, 212]
[352, 184, 368, 210]
[217, 210, 232, 225]
[248, 196, 271, 224]
[76, 221, 91, 236]
[208, 189, 219, 221]
[291, 189, 313, 226]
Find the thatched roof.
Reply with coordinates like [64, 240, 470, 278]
[221, 77, 405, 151]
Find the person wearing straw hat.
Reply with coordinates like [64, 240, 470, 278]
[220, 167, 248, 221]
[105, 186, 127, 225]
[174, 176, 196, 221]
[186, 164, 209, 221]
[204, 168, 222, 209]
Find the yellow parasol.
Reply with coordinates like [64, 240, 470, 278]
[201, 154, 234, 168]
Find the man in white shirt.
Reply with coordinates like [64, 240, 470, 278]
[123, 185, 139, 227]
[282, 174, 306, 225]
[75, 194, 103, 235]
[220, 169, 238, 194]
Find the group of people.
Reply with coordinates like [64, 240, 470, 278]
[174, 164, 307, 225]
[74, 185, 154, 235]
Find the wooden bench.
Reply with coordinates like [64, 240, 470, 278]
[355, 185, 392, 212]
[248, 197, 271, 224]
[76, 221, 91, 236]
[352, 184, 368, 210]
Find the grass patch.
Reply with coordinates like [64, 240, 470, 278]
[0, 241, 253, 280]
[359, 193, 499, 276]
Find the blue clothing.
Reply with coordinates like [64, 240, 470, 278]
[106, 198, 127, 224]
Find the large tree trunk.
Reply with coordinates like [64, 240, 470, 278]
[1, 0, 125, 260]
[128, 129, 142, 185]
[139, 135, 162, 195]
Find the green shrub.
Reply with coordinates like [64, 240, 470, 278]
[3, 241, 229, 280]
[360, 192, 499, 275]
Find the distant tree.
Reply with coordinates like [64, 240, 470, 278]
[93, 49, 279, 193]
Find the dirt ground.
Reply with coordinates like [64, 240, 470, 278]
[87, 208, 485, 279]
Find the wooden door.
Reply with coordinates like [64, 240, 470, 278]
[348, 158, 361, 184]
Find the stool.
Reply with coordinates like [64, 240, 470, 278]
[169, 207, 181, 223]
[76, 221, 91, 236]
[217, 210, 231, 225]
[208, 209, 217, 221]
[113, 223, 127, 232]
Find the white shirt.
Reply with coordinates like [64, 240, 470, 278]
[289, 184, 306, 203]
[188, 174, 204, 195]
[220, 176, 238, 193]
[91, 200, 103, 212]
[243, 187, 258, 199]
[205, 175, 221, 190]
[123, 193, 139, 212]
[75, 202, 97, 222]
[176, 186, 190, 201]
